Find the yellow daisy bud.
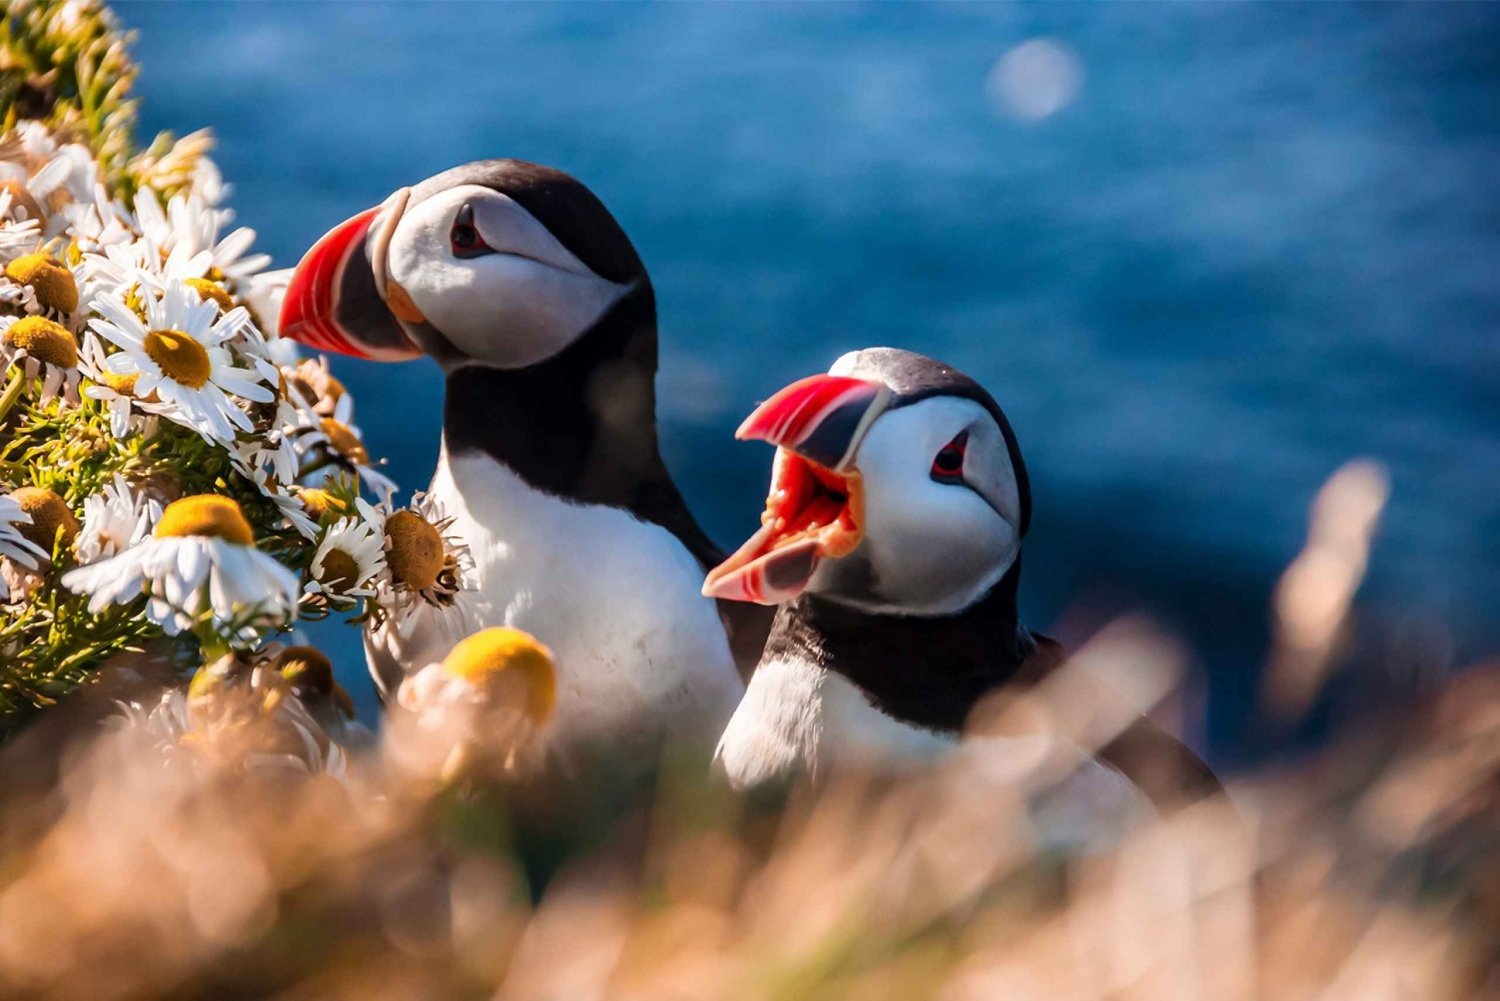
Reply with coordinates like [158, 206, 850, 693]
[443, 627, 557, 724]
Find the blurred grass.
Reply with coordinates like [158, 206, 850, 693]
[0, 605, 1492, 999]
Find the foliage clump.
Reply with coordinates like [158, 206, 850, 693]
[0, 0, 468, 732]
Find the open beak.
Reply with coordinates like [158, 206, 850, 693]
[703, 374, 890, 604]
[278, 188, 423, 362]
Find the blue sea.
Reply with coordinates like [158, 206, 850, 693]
[119, 2, 1500, 763]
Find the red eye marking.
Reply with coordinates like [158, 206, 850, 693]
[930, 429, 968, 483]
[449, 203, 492, 259]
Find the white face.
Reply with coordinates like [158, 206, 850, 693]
[808, 396, 1022, 616]
[381, 184, 630, 369]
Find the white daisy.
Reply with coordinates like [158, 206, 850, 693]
[306, 516, 385, 603]
[236, 464, 320, 540]
[295, 392, 396, 498]
[114, 674, 348, 778]
[82, 234, 211, 298]
[135, 189, 271, 287]
[77, 332, 149, 438]
[284, 355, 346, 418]
[0, 313, 82, 403]
[75, 474, 161, 563]
[0, 494, 47, 571]
[267, 644, 368, 750]
[0, 125, 97, 234]
[87, 278, 275, 446]
[362, 492, 471, 624]
[59, 183, 134, 255]
[192, 157, 226, 205]
[233, 368, 321, 490]
[0, 212, 41, 260]
[245, 267, 293, 345]
[62, 493, 300, 641]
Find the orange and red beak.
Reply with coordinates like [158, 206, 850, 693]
[278, 190, 423, 362]
[703, 374, 891, 605]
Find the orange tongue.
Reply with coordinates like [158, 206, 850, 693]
[703, 448, 865, 606]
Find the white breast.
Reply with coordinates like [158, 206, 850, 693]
[715, 655, 1151, 847]
[715, 655, 958, 789]
[368, 447, 743, 753]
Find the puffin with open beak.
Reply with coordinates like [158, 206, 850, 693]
[707, 347, 1221, 811]
[280, 160, 746, 753]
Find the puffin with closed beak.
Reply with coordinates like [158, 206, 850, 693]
[706, 347, 1221, 811]
[279, 160, 745, 753]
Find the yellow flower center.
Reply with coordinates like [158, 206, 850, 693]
[4, 252, 78, 314]
[442, 627, 557, 724]
[296, 486, 349, 519]
[272, 645, 335, 695]
[315, 546, 361, 593]
[102, 369, 139, 396]
[4, 316, 77, 368]
[185, 277, 234, 313]
[10, 486, 78, 554]
[154, 494, 253, 545]
[320, 418, 369, 465]
[143, 329, 211, 389]
[385, 510, 443, 591]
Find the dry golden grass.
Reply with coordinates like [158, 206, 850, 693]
[0, 462, 1492, 1001]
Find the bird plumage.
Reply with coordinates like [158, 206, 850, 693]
[283, 159, 747, 756]
[710, 348, 1222, 813]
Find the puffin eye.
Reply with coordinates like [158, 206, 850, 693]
[449, 203, 492, 259]
[930, 430, 968, 484]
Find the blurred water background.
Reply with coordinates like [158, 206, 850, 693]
[119, 2, 1499, 766]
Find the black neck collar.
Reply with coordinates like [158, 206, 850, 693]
[765, 557, 1038, 733]
[439, 287, 722, 569]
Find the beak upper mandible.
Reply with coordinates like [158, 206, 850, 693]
[279, 187, 422, 361]
[736, 373, 891, 471]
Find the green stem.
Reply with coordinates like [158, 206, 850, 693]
[0, 369, 25, 424]
[189, 603, 231, 663]
[298, 454, 337, 481]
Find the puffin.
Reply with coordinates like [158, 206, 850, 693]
[704, 347, 1221, 811]
[278, 159, 746, 753]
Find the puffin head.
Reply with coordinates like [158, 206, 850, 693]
[704, 348, 1030, 617]
[280, 160, 644, 371]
